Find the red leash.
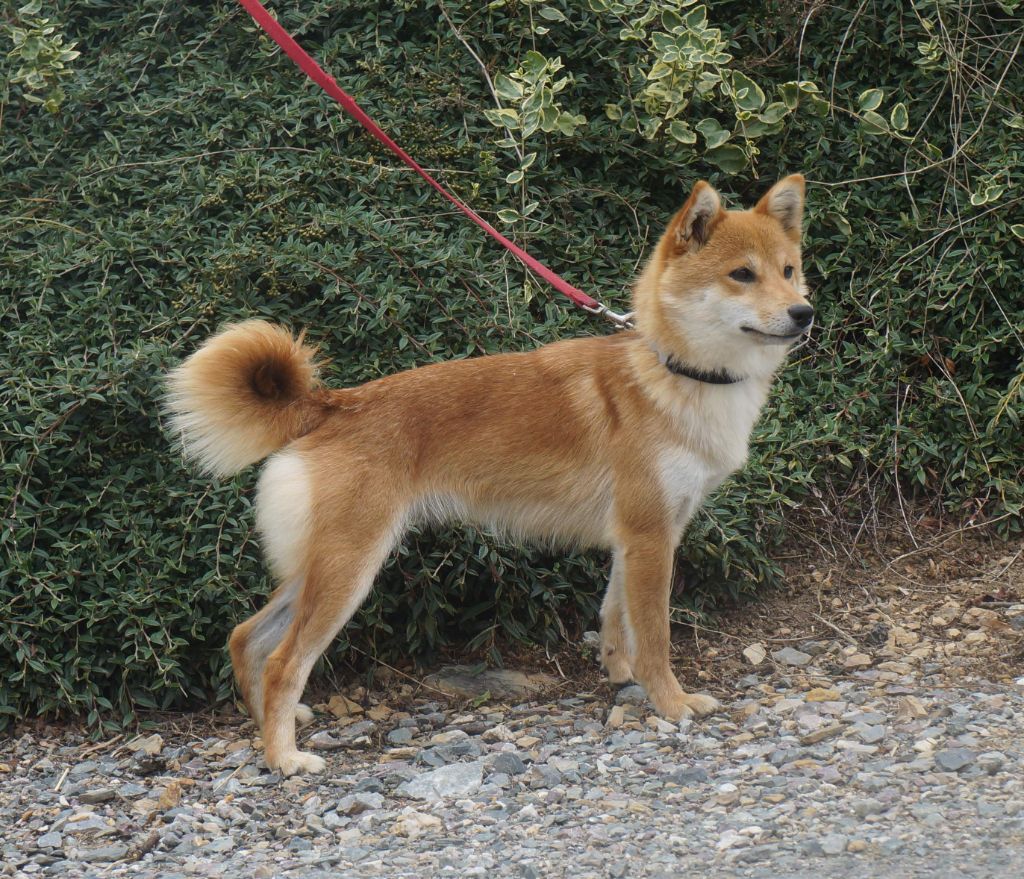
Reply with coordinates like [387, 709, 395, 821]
[236, 0, 604, 313]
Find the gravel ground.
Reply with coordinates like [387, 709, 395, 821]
[5, 620, 1024, 879]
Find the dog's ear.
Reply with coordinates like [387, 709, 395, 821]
[669, 181, 724, 253]
[755, 174, 805, 241]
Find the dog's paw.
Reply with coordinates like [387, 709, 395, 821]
[295, 703, 315, 727]
[602, 649, 634, 686]
[658, 690, 720, 722]
[270, 750, 327, 777]
[679, 692, 720, 719]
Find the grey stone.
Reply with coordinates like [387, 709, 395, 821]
[801, 838, 825, 856]
[855, 725, 887, 744]
[68, 761, 99, 779]
[798, 640, 830, 656]
[337, 793, 384, 815]
[62, 815, 111, 836]
[353, 777, 385, 794]
[491, 752, 527, 776]
[221, 747, 254, 768]
[935, 748, 976, 772]
[423, 666, 557, 700]
[397, 761, 484, 802]
[322, 810, 346, 829]
[78, 844, 128, 863]
[772, 647, 813, 667]
[418, 748, 447, 768]
[118, 783, 148, 797]
[36, 833, 62, 850]
[528, 765, 562, 789]
[852, 798, 886, 817]
[769, 747, 802, 766]
[910, 804, 943, 822]
[850, 711, 886, 725]
[129, 753, 166, 776]
[78, 788, 116, 804]
[667, 767, 709, 785]
[429, 741, 482, 764]
[821, 834, 848, 856]
[614, 685, 647, 705]
[338, 721, 376, 743]
[978, 751, 1006, 774]
[386, 727, 413, 745]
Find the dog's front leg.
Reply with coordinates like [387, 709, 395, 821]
[617, 527, 719, 723]
[600, 555, 634, 685]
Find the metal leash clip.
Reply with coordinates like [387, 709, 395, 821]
[581, 302, 636, 330]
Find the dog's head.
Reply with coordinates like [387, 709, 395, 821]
[635, 174, 812, 378]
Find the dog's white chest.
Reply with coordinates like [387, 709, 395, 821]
[661, 379, 767, 463]
[657, 446, 729, 528]
[657, 386, 766, 528]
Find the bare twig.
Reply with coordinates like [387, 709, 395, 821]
[812, 28, 1021, 188]
[438, 0, 524, 162]
[77, 733, 124, 758]
[346, 644, 454, 698]
[811, 612, 860, 647]
[53, 767, 70, 792]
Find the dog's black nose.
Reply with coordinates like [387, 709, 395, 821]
[788, 304, 814, 328]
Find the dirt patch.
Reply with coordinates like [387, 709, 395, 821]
[668, 527, 1024, 699]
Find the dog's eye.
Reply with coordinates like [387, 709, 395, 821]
[729, 267, 755, 283]
[784, 265, 795, 280]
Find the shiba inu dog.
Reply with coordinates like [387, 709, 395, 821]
[166, 174, 813, 775]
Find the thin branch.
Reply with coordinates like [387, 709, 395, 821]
[812, 28, 1021, 189]
[437, 0, 524, 162]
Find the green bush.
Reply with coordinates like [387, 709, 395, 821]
[2, 0, 1021, 728]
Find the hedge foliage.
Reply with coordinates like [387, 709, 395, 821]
[2, 0, 1022, 728]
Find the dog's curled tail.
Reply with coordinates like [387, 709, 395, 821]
[166, 320, 329, 477]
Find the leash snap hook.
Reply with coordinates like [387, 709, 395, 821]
[582, 302, 635, 329]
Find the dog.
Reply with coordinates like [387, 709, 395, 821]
[166, 174, 813, 775]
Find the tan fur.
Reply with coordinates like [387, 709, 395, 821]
[167, 175, 812, 775]
[165, 320, 331, 477]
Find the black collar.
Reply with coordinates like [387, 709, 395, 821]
[662, 354, 744, 385]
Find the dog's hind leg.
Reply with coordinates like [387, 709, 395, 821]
[600, 555, 634, 685]
[229, 450, 319, 728]
[259, 496, 405, 776]
[228, 579, 312, 728]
